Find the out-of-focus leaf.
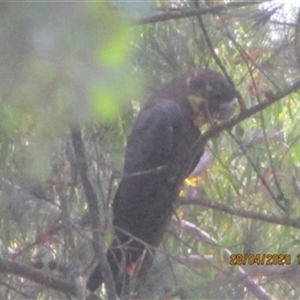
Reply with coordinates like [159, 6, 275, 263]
[99, 27, 132, 67]
[90, 85, 121, 121]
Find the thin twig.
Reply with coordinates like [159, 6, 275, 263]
[59, 194, 84, 299]
[259, 111, 289, 206]
[185, 78, 300, 178]
[228, 131, 287, 212]
[70, 127, 117, 300]
[174, 218, 275, 300]
[179, 197, 300, 229]
[193, 0, 248, 114]
[137, 2, 269, 25]
[0, 258, 76, 295]
[113, 165, 167, 179]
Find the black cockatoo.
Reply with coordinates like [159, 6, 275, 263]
[87, 68, 236, 296]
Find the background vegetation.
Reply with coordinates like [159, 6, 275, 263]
[0, 1, 300, 299]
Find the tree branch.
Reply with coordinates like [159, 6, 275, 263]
[0, 258, 76, 296]
[193, 0, 246, 111]
[180, 197, 300, 229]
[173, 218, 275, 300]
[137, 2, 268, 25]
[187, 79, 300, 169]
[227, 131, 287, 213]
[70, 128, 117, 300]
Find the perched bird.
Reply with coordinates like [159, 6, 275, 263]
[86, 68, 236, 297]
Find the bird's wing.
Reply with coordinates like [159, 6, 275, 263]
[123, 99, 183, 174]
[112, 99, 185, 238]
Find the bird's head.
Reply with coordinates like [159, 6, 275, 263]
[185, 69, 237, 127]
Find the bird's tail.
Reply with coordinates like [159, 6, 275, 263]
[86, 261, 103, 292]
[86, 238, 144, 296]
[86, 240, 121, 293]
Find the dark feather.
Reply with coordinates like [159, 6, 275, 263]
[86, 68, 236, 296]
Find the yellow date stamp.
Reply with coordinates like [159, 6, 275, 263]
[230, 254, 291, 265]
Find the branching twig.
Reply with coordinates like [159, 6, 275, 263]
[173, 218, 275, 300]
[192, 0, 250, 114]
[0, 258, 76, 296]
[258, 112, 289, 207]
[137, 2, 268, 25]
[179, 197, 300, 229]
[70, 128, 117, 300]
[185, 78, 300, 178]
[227, 131, 287, 212]
[59, 194, 84, 299]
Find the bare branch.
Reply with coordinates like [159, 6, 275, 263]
[137, 2, 269, 25]
[227, 131, 287, 212]
[173, 218, 275, 300]
[180, 197, 300, 229]
[70, 128, 117, 300]
[193, 0, 247, 112]
[0, 258, 76, 296]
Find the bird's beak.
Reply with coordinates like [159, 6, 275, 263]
[193, 112, 207, 127]
[216, 99, 237, 121]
